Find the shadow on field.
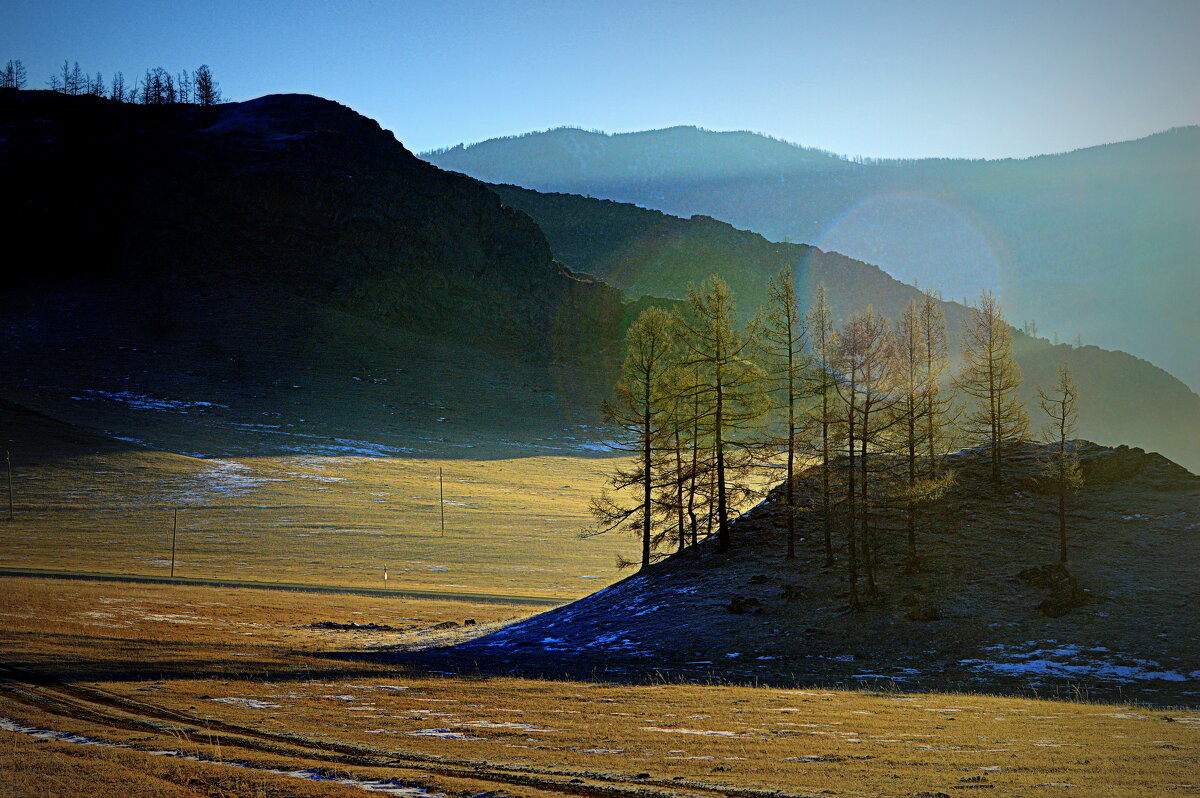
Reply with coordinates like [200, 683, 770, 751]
[2, 630, 405, 685]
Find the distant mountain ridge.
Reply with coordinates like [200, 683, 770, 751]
[427, 124, 849, 185]
[426, 124, 1200, 391]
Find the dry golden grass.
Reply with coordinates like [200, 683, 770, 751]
[0, 577, 526, 678]
[0, 731, 376, 798]
[2, 578, 1196, 797]
[1, 448, 637, 598]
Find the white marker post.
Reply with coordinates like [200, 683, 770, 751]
[170, 508, 178, 577]
[439, 467, 445, 537]
[384, 566, 388, 588]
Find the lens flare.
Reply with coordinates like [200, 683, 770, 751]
[811, 190, 1011, 304]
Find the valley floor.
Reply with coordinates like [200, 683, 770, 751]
[1, 577, 1196, 798]
[0, 443, 634, 599]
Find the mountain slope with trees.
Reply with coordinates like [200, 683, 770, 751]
[486, 184, 1200, 473]
[408, 440, 1200, 705]
[427, 125, 1200, 391]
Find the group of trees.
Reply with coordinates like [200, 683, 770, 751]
[1, 58, 220, 105]
[0, 60, 28, 89]
[589, 272, 1083, 607]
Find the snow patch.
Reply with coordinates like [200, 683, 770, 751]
[210, 697, 283, 709]
[642, 727, 743, 737]
[406, 728, 483, 740]
[71, 390, 227, 413]
[961, 642, 1199, 683]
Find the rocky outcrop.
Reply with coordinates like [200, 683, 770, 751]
[1075, 443, 1200, 490]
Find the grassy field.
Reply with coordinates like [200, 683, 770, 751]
[1, 577, 1196, 798]
[0, 283, 649, 600]
[0, 446, 638, 598]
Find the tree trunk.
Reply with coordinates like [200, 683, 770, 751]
[688, 392, 700, 547]
[715, 377, 729, 552]
[846, 398, 859, 610]
[990, 345, 1000, 485]
[786, 410, 795, 560]
[1058, 418, 1068, 565]
[906, 405, 918, 568]
[1058, 485, 1067, 565]
[642, 376, 652, 571]
[860, 427, 876, 599]
[821, 388, 833, 567]
[675, 426, 686, 552]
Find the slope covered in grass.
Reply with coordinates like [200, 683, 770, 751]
[413, 441, 1200, 705]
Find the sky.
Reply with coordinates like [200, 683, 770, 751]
[4, 0, 1198, 158]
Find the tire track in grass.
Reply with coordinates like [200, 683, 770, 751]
[0, 666, 827, 798]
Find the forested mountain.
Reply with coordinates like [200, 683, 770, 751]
[427, 125, 1200, 391]
[490, 183, 1200, 473]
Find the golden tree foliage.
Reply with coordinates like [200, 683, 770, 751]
[678, 275, 768, 552]
[586, 306, 678, 570]
[957, 290, 1029, 484]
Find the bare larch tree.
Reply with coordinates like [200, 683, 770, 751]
[1038, 365, 1083, 565]
[957, 290, 1028, 485]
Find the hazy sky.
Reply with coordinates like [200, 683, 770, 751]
[4, 0, 1198, 158]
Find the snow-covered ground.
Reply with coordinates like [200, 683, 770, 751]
[70, 390, 227, 413]
[167, 459, 289, 504]
[961, 642, 1200, 683]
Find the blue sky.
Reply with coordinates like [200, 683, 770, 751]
[4, 0, 1198, 158]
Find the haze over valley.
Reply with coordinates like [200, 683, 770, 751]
[428, 123, 1200, 391]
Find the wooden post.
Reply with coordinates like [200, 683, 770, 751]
[170, 508, 178, 577]
[4, 449, 11, 521]
[439, 467, 445, 537]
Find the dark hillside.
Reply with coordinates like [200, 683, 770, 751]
[0, 399, 137, 462]
[0, 90, 623, 353]
[0, 91, 641, 454]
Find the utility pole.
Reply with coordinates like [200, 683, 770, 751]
[439, 467, 445, 537]
[170, 508, 178, 577]
[4, 449, 11, 521]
